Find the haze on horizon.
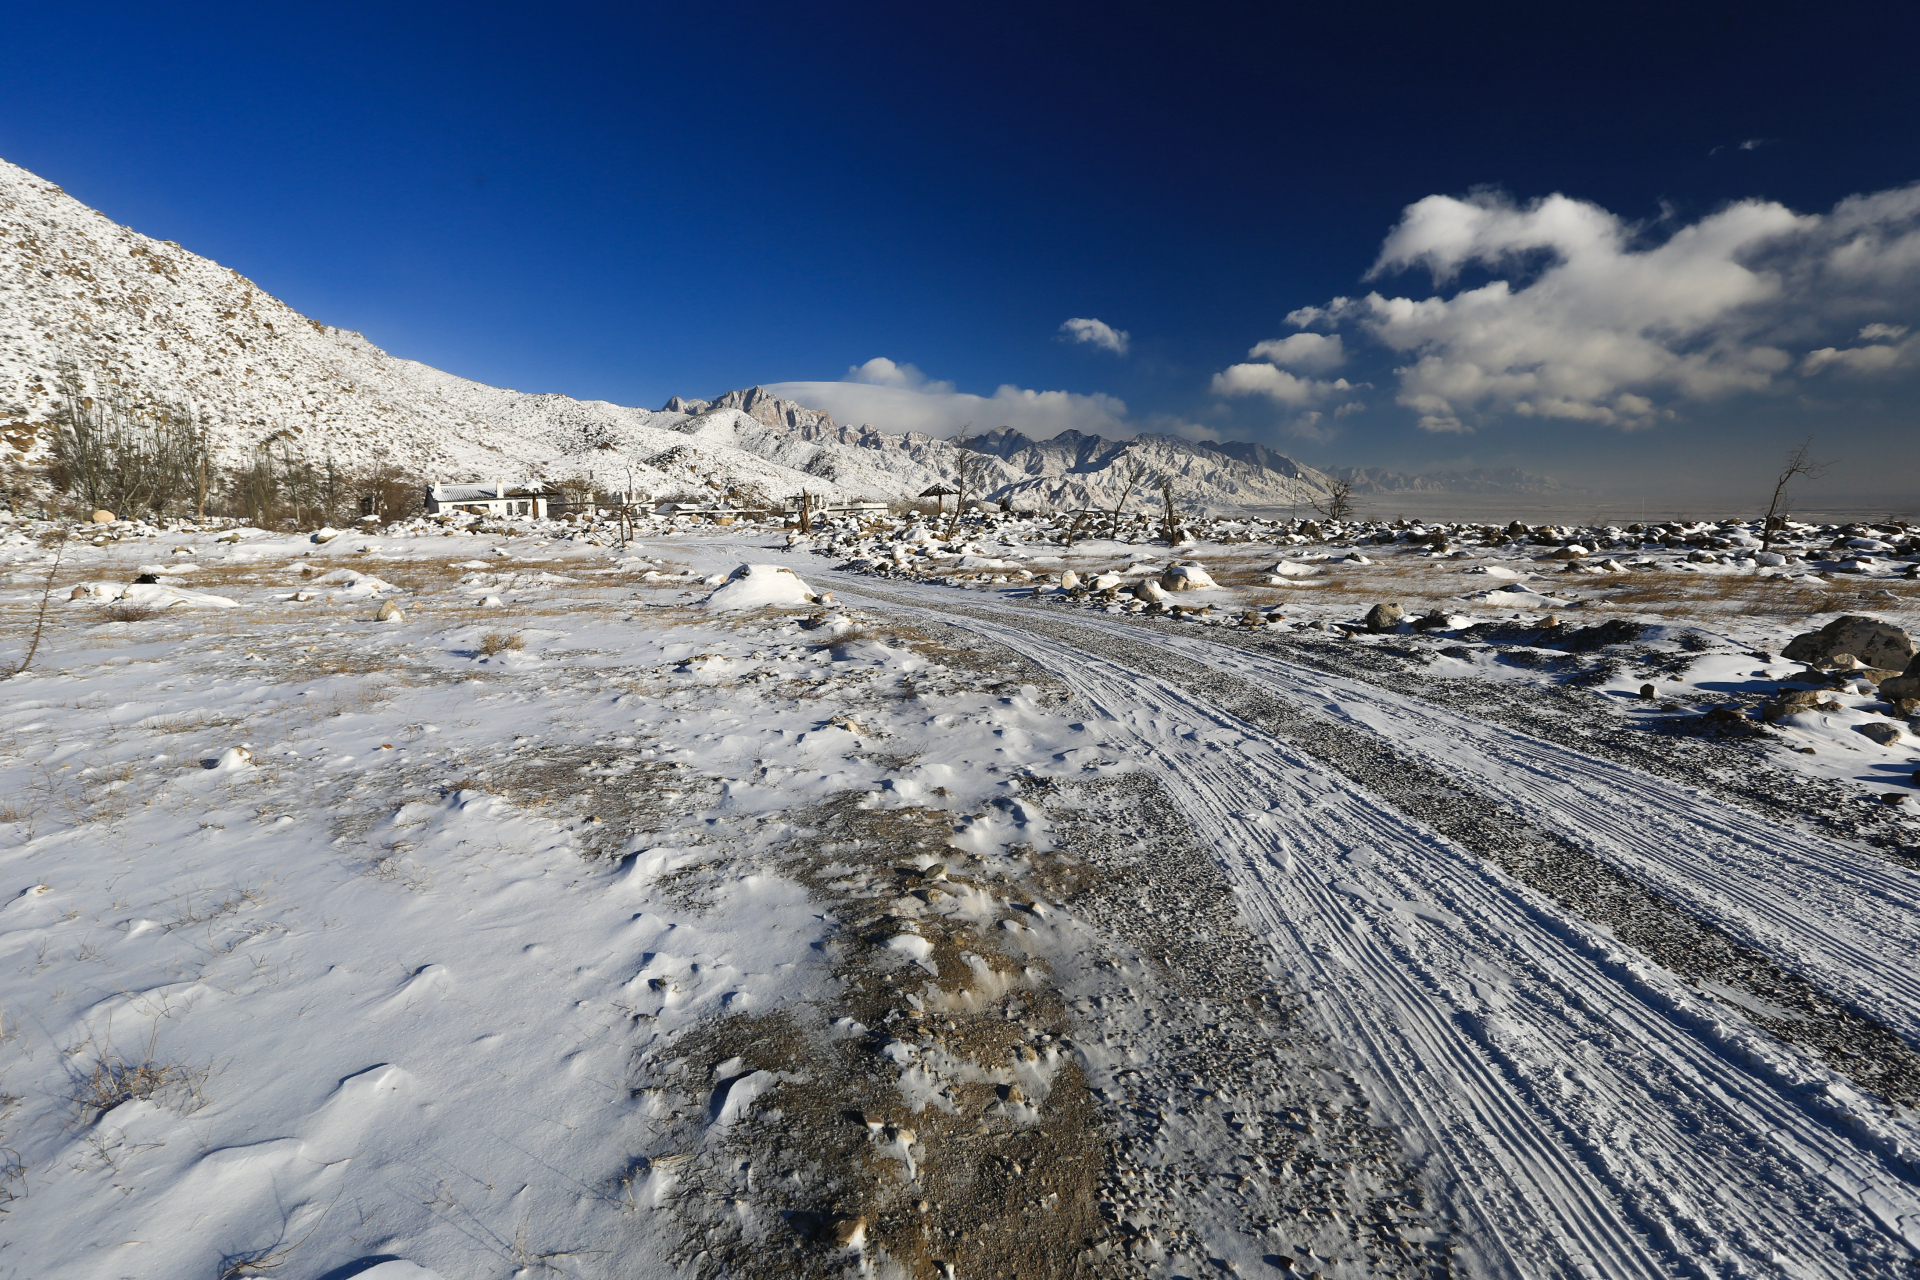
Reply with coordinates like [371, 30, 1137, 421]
[2, 1, 1917, 511]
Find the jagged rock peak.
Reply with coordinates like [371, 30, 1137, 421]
[662, 387, 841, 434]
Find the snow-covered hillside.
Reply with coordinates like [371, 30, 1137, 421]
[0, 155, 1347, 512]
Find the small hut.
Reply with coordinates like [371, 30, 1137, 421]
[919, 484, 960, 516]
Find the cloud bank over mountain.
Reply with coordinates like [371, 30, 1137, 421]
[765, 356, 1137, 441]
[1220, 183, 1920, 435]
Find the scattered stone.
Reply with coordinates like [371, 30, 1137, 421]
[1058, 570, 1080, 590]
[90, 509, 115, 523]
[132, 573, 159, 584]
[1363, 603, 1404, 633]
[1546, 545, 1590, 560]
[1885, 794, 1909, 806]
[1859, 722, 1904, 746]
[1782, 616, 1916, 672]
[376, 600, 405, 622]
[1638, 684, 1656, 699]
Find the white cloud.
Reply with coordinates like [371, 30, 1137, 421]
[1210, 363, 1351, 406]
[1061, 317, 1130, 355]
[766, 359, 1134, 440]
[1248, 184, 1920, 433]
[1246, 331, 1345, 372]
[1860, 323, 1910, 341]
[1804, 335, 1920, 374]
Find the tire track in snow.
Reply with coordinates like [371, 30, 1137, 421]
[1138, 626, 1920, 1049]
[823, 573, 1920, 1280]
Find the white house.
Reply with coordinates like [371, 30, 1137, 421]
[425, 479, 550, 519]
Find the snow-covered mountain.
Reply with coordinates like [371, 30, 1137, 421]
[0, 154, 1347, 511]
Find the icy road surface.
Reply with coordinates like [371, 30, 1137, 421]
[802, 558, 1920, 1280]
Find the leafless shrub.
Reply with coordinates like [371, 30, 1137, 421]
[46, 361, 214, 520]
[478, 631, 525, 656]
[101, 601, 158, 623]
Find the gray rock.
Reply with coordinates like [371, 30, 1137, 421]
[1363, 603, 1405, 633]
[1859, 721, 1903, 746]
[1782, 616, 1916, 672]
[376, 599, 405, 622]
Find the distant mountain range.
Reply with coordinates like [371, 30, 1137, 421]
[1333, 466, 1574, 495]
[0, 155, 1564, 513]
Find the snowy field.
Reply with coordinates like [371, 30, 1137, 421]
[2, 507, 1919, 1279]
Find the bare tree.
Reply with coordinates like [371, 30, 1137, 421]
[1158, 477, 1183, 543]
[1760, 435, 1833, 550]
[1311, 477, 1357, 523]
[1106, 453, 1149, 540]
[6, 530, 67, 679]
[950, 449, 1001, 537]
[1061, 505, 1095, 552]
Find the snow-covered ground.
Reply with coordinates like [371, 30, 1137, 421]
[3, 506, 1920, 1278]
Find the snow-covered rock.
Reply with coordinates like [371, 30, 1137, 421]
[702, 563, 816, 610]
[1782, 616, 1915, 671]
[1159, 563, 1217, 591]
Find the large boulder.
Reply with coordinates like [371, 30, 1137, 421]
[1159, 563, 1217, 591]
[1782, 616, 1915, 672]
[1364, 602, 1405, 633]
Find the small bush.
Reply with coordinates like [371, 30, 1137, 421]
[478, 631, 525, 656]
[101, 601, 158, 623]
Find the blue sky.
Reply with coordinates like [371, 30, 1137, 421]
[5, 1, 1919, 503]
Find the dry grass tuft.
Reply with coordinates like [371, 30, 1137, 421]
[69, 1026, 209, 1121]
[100, 601, 159, 624]
[478, 631, 525, 656]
